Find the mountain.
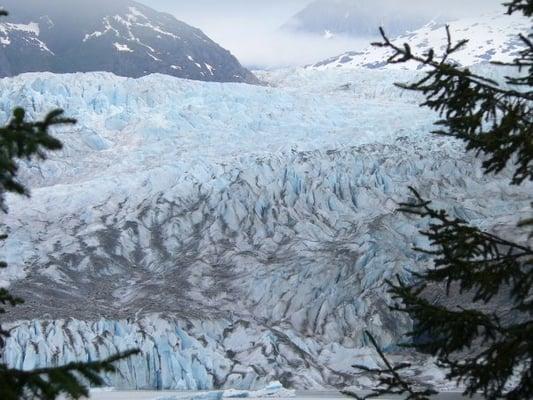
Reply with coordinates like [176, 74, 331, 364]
[0, 0, 258, 83]
[0, 68, 529, 389]
[282, 0, 433, 38]
[311, 12, 529, 70]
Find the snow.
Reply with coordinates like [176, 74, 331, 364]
[102, 16, 121, 38]
[0, 65, 530, 390]
[128, 7, 148, 21]
[85, 9, 178, 61]
[151, 381, 295, 399]
[122, 7, 179, 40]
[148, 52, 162, 61]
[84, 31, 104, 42]
[143, 22, 179, 39]
[205, 64, 215, 75]
[0, 21, 40, 36]
[114, 42, 134, 52]
[0, 21, 54, 53]
[312, 12, 530, 70]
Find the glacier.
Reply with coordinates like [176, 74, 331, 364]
[0, 68, 530, 390]
[154, 381, 296, 399]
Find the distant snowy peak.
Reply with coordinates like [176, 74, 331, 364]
[282, 0, 433, 38]
[0, 0, 258, 84]
[0, 20, 54, 57]
[311, 13, 529, 70]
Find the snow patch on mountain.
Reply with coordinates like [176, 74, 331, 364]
[311, 13, 529, 70]
[0, 0, 257, 83]
[114, 42, 133, 52]
[0, 21, 53, 53]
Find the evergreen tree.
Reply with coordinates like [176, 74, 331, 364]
[0, 8, 138, 400]
[344, 1, 532, 399]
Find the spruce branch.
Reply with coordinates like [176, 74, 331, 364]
[398, 188, 533, 305]
[0, 8, 138, 400]
[372, 22, 533, 185]
[0, 108, 76, 211]
[352, 3, 533, 399]
[0, 349, 140, 400]
[504, 0, 533, 17]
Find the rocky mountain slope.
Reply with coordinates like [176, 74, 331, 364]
[0, 0, 258, 83]
[311, 12, 529, 69]
[0, 68, 530, 389]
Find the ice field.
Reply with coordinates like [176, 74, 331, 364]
[0, 65, 530, 390]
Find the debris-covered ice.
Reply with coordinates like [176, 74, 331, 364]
[0, 66, 530, 390]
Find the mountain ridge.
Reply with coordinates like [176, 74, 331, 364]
[310, 12, 528, 70]
[0, 0, 259, 83]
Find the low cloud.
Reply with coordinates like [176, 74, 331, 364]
[210, 27, 372, 69]
[147, 0, 509, 69]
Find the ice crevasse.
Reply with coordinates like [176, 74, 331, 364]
[0, 69, 530, 390]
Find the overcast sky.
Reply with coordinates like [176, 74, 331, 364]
[148, 0, 345, 68]
[145, 0, 506, 69]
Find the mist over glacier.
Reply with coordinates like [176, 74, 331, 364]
[143, 0, 505, 69]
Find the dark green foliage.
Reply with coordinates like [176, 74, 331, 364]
[505, 0, 533, 16]
[0, 106, 75, 347]
[398, 189, 532, 307]
[0, 107, 73, 211]
[388, 189, 533, 400]
[0, 349, 139, 400]
[373, 24, 533, 185]
[0, 8, 138, 399]
[350, 1, 533, 399]
[0, 110, 139, 398]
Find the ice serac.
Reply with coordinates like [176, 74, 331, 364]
[311, 13, 529, 70]
[0, 69, 530, 389]
[0, 0, 258, 84]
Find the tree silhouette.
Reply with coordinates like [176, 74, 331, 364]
[345, 1, 532, 399]
[0, 8, 138, 400]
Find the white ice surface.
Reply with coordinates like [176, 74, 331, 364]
[0, 67, 530, 390]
